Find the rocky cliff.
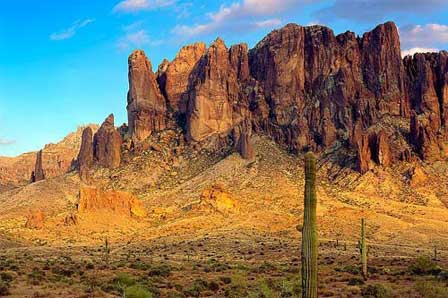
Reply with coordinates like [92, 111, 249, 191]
[123, 21, 447, 172]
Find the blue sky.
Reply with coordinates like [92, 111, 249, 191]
[1, 0, 447, 157]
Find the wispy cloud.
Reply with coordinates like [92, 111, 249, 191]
[172, 0, 300, 38]
[316, 0, 448, 23]
[0, 139, 15, 146]
[50, 19, 94, 41]
[400, 24, 448, 49]
[117, 25, 163, 51]
[113, 0, 176, 13]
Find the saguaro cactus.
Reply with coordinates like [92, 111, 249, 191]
[359, 218, 368, 280]
[302, 152, 318, 298]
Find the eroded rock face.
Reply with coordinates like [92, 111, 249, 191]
[31, 150, 45, 182]
[122, 22, 448, 173]
[127, 50, 167, 141]
[157, 42, 206, 114]
[186, 38, 245, 142]
[93, 114, 122, 169]
[77, 127, 93, 182]
[78, 187, 147, 217]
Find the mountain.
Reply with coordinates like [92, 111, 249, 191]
[1, 21, 448, 297]
[0, 125, 98, 191]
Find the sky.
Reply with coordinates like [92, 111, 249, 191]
[0, 0, 448, 157]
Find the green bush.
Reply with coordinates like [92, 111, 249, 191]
[348, 277, 365, 286]
[125, 284, 153, 298]
[414, 281, 448, 298]
[409, 256, 441, 275]
[148, 264, 171, 277]
[114, 272, 135, 287]
[361, 284, 392, 298]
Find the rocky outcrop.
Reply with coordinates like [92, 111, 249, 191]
[25, 210, 45, 229]
[157, 42, 206, 114]
[31, 150, 45, 182]
[186, 38, 246, 142]
[127, 50, 167, 141]
[93, 114, 122, 169]
[405, 52, 448, 161]
[120, 21, 448, 173]
[78, 186, 147, 217]
[77, 127, 93, 182]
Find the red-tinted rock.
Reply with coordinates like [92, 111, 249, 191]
[25, 210, 45, 229]
[127, 50, 167, 141]
[158, 43, 206, 114]
[77, 127, 93, 182]
[93, 114, 122, 169]
[186, 38, 244, 142]
[31, 150, 45, 182]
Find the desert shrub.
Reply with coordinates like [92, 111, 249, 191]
[224, 273, 248, 298]
[361, 284, 392, 298]
[125, 284, 153, 298]
[259, 279, 275, 298]
[0, 272, 13, 283]
[438, 269, 448, 281]
[114, 272, 135, 288]
[409, 256, 441, 275]
[207, 280, 220, 291]
[0, 279, 10, 296]
[148, 264, 171, 277]
[336, 264, 361, 275]
[278, 277, 301, 297]
[183, 279, 208, 297]
[348, 277, 365, 286]
[130, 261, 151, 271]
[220, 276, 232, 284]
[413, 281, 448, 298]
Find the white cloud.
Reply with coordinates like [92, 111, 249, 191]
[316, 0, 448, 23]
[113, 0, 176, 13]
[401, 47, 439, 57]
[173, 0, 299, 38]
[255, 19, 282, 28]
[400, 24, 448, 49]
[50, 19, 94, 41]
[0, 139, 15, 146]
[117, 29, 162, 51]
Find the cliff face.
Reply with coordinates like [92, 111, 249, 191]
[124, 22, 448, 171]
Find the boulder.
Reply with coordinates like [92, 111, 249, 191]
[25, 210, 45, 229]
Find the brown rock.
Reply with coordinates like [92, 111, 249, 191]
[78, 186, 147, 217]
[93, 114, 122, 169]
[77, 127, 93, 182]
[158, 43, 206, 114]
[31, 150, 45, 182]
[25, 210, 45, 229]
[186, 38, 248, 142]
[127, 50, 167, 141]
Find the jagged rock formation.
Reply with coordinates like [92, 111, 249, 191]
[93, 114, 122, 169]
[0, 125, 97, 191]
[118, 22, 448, 173]
[77, 127, 93, 182]
[77, 186, 147, 217]
[31, 150, 45, 182]
[127, 50, 167, 141]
